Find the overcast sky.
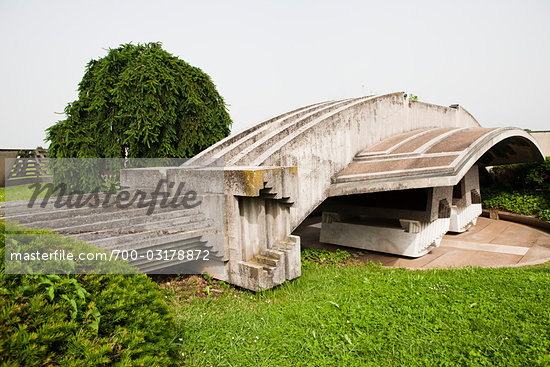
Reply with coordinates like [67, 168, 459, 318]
[1, 0, 548, 149]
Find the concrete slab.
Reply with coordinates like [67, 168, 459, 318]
[451, 216, 492, 236]
[534, 233, 550, 248]
[381, 247, 450, 268]
[452, 217, 512, 243]
[442, 239, 530, 256]
[518, 245, 550, 264]
[390, 128, 456, 154]
[490, 222, 542, 247]
[421, 249, 522, 269]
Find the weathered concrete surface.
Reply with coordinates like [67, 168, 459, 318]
[448, 165, 482, 233]
[120, 92, 545, 290]
[320, 213, 450, 257]
[530, 131, 550, 157]
[192, 93, 486, 230]
[330, 127, 543, 196]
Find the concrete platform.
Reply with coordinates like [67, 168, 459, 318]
[295, 216, 550, 269]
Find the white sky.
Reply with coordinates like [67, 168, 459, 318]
[1, 0, 549, 149]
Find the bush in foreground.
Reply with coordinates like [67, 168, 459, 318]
[0, 221, 178, 366]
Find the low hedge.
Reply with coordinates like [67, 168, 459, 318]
[0, 220, 179, 366]
[482, 158, 550, 221]
[482, 188, 550, 219]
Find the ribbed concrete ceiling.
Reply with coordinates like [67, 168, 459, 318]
[331, 127, 543, 195]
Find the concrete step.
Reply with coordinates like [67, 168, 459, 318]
[4, 193, 188, 221]
[127, 239, 210, 267]
[218, 101, 344, 164]
[2, 178, 223, 276]
[136, 255, 222, 274]
[16, 204, 200, 231]
[185, 101, 332, 163]
[70, 214, 208, 243]
[95, 228, 214, 251]
[255, 254, 279, 268]
[80, 221, 212, 250]
[2, 191, 122, 213]
[37, 208, 202, 234]
[230, 99, 358, 165]
[251, 96, 375, 166]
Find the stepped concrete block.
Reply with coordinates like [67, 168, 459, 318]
[450, 204, 482, 233]
[449, 165, 482, 233]
[320, 214, 450, 257]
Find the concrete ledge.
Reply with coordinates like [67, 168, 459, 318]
[481, 208, 550, 232]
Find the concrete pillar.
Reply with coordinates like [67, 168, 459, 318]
[449, 165, 482, 232]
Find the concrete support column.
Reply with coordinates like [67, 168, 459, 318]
[449, 165, 482, 232]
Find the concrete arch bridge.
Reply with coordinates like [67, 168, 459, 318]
[124, 92, 544, 290]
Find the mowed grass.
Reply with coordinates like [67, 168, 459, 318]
[171, 255, 550, 366]
[0, 184, 49, 202]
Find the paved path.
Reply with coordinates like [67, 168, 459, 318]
[295, 217, 550, 269]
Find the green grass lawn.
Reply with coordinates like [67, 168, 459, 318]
[164, 254, 550, 366]
[0, 184, 50, 202]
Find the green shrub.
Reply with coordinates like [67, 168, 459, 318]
[483, 158, 550, 221]
[539, 209, 550, 222]
[0, 220, 179, 366]
[482, 188, 550, 216]
[46, 42, 232, 160]
[490, 157, 550, 190]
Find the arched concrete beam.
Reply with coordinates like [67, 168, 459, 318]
[328, 127, 544, 197]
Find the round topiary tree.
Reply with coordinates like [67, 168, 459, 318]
[47, 42, 232, 159]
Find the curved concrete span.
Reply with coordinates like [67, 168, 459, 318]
[123, 92, 544, 290]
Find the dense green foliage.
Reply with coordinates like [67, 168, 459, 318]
[482, 158, 550, 220]
[490, 157, 550, 190]
[482, 188, 550, 217]
[173, 251, 550, 366]
[0, 221, 178, 366]
[46, 42, 231, 159]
